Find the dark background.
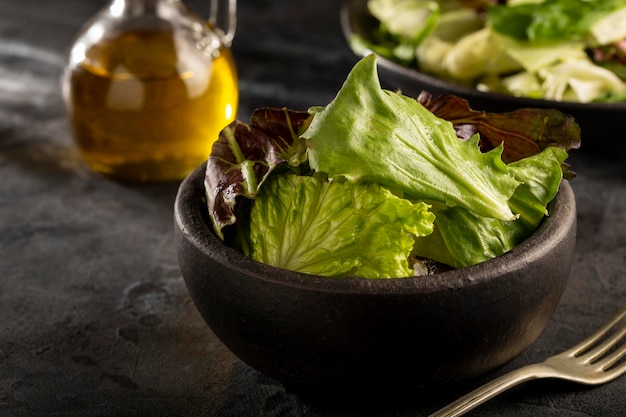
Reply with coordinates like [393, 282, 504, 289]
[1, 0, 625, 416]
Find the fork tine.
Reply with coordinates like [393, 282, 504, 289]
[582, 320, 626, 364]
[591, 349, 626, 385]
[563, 306, 626, 357]
[595, 340, 626, 371]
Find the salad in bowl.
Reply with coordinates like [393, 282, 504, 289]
[204, 55, 580, 278]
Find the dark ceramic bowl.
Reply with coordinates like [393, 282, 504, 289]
[174, 163, 577, 392]
[340, 0, 624, 153]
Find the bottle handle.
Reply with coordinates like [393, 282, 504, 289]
[209, 0, 236, 46]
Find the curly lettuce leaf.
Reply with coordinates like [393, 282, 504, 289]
[412, 146, 568, 268]
[303, 54, 520, 222]
[507, 147, 568, 226]
[249, 174, 435, 278]
[205, 108, 312, 239]
[413, 205, 528, 269]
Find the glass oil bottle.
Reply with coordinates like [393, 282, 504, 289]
[62, 0, 238, 182]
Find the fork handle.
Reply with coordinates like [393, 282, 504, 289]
[428, 363, 555, 417]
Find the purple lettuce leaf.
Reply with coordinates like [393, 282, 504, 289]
[417, 92, 581, 168]
[204, 107, 312, 239]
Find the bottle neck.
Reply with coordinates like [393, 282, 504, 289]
[109, 0, 179, 16]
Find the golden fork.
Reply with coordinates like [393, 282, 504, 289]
[429, 305, 626, 417]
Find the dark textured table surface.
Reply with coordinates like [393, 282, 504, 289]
[1, 1, 625, 416]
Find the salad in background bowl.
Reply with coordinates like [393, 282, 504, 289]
[341, 0, 626, 150]
[174, 55, 579, 391]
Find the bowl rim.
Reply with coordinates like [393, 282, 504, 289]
[175, 162, 576, 296]
[339, 0, 626, 111]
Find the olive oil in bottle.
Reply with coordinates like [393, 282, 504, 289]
[62, 0, 238, 182]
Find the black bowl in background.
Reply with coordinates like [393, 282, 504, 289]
[174, 163, 577, 393]
[340, 0, 624, 153]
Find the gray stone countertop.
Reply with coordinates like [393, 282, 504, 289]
[1, 0, 625, 416]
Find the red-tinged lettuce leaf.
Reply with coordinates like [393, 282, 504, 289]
[205, 107, 313, 239]
[417, 92, 581, 168]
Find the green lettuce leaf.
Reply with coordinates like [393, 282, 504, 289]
[487, 0, 626, 42]
[538, 59, 626, 102]
[205, 108, 312, 239]
[249, 174, 435, 278]
[507, 147, 568, 227]
[303, 54, 521, 222]
[368, 0, 440, 41]
[590, 6, 626, 44]
[495, 36, 587, 73]
[412, 146, 567, 268]
[413, 205, 527, 269]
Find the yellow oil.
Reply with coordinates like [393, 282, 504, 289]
[64, 29, 238, 182]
